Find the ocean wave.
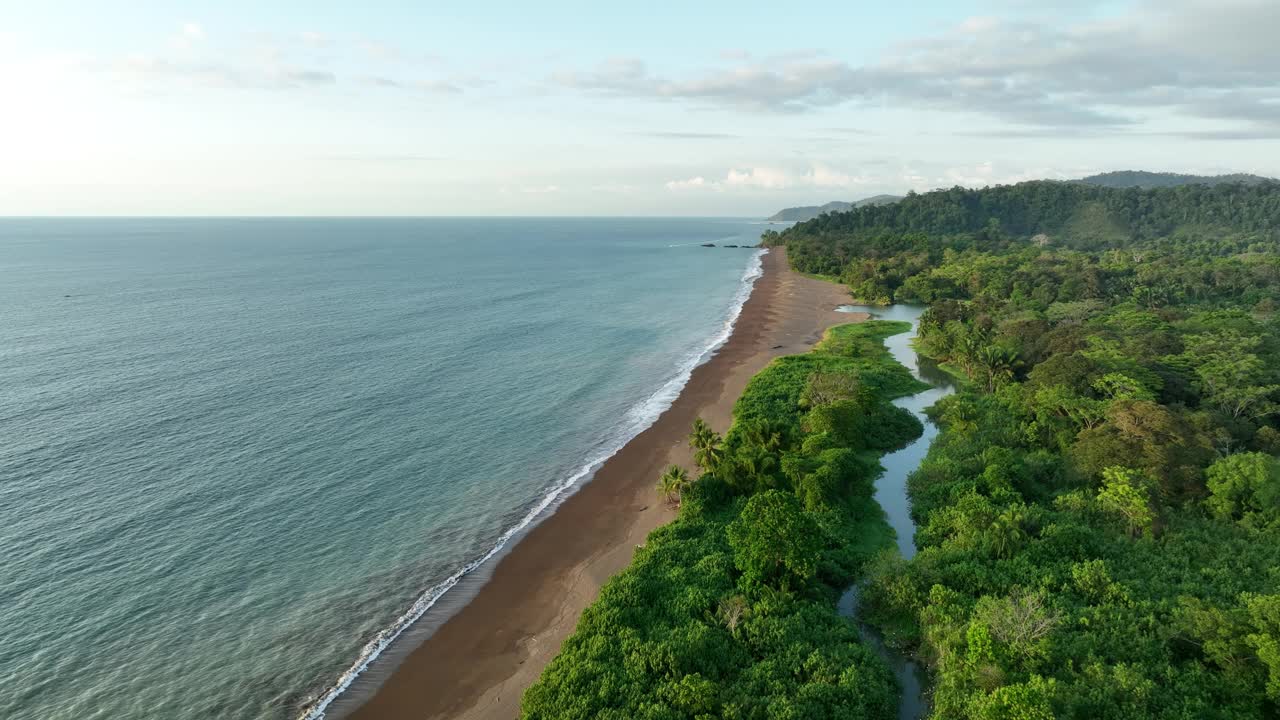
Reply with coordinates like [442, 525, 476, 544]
[297, 248, 768, 720]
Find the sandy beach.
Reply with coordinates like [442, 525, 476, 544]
[346, 247, 863, 720]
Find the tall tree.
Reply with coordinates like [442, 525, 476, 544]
[656, 464, 690, 507]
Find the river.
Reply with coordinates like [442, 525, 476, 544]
[834, 304, 957, 720]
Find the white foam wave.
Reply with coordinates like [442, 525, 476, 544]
[297, 248, 768, 720]
[622, 248, 764, 429]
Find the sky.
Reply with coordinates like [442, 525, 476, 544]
[2, 0, 1278, 216]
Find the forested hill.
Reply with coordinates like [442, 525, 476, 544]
[767, 194, 902, 221]
[765, 180, 1280, 279]
[1079, 170, 1277, 189]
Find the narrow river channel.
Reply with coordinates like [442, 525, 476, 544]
[834, 304, 957, 720]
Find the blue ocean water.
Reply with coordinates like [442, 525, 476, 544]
[0, 218, 764, 720]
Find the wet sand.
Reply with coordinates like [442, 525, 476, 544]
[347, 248, 863, 720]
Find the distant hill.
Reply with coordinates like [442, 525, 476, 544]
[767, 194, 901, 222]
[765, 181, 1280, 267]
[1077, 170, 1276, 189]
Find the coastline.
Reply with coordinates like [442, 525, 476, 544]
[344, 248, 862, 720]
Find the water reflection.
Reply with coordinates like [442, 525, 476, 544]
[835, 303, 955, 720]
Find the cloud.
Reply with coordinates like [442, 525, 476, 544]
[819, 127, 878, 136]
[633, 131, 740, 139]
[591, 183, 638, 194]
[520, 185, 560, 194]
[104, 54, 338, 89]
[666, 165, 871, 192]
[321, 154, 448, 164]
[418, 79, 462, 94]
[72, 25, 472, 96]
[356, 76, 461, 94]
[298, 31, 329, 48]
[556, 0, 1280, 136]
[284, 69, 335, 86]
[665, 176, 711, 191]
[664, 162, 1096, 195]
[168, 22, 205, 51]
[359, 75, 404, 88]
[725, 167, 794, 189]
[1164, 128, 1280, 141]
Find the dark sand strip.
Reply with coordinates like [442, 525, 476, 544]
[347, 248, 862, 720]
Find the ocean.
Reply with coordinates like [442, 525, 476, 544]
[0, 218, 765, 719]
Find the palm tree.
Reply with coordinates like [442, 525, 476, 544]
[956, 330, 983, 380]
[737, 446, 779, 491]
[740, 420, 783, 454]
[688, 418, 724, 472]
[988, 507, 1027, 559]
[657, 464, 690, 507]
[977, 345, 1017, 392]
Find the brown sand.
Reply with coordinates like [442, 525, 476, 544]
[347, 248, 864, 720]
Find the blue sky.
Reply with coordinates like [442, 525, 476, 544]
[3, 0, 1277, 215]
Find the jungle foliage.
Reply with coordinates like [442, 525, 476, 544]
[773, 180, 1280, 718]
[520, 322, 926, 720]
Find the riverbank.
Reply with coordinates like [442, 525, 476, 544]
[345, 248, 861, 720]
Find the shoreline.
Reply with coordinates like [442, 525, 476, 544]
[344, 248, 861, 720]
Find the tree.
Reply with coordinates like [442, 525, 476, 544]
[739, 420, 784, 454]
[1243, 594, 1280, 702]
[726, 490, 822, 590]
[988, 506, 1029, 559]
[688, 417, 724, 473]
[802, 371, 863, 407]
[1205, 453, 1280, 531]
[976, 345, 1018, 392]
[1092, 372, 1156, 402]
[955, 325, 990, 380]
[1096, 466, 1155, 538]
[1070, 400, 1213, 499]
[657, 464, 690, 507]
[972, 675, 1058, 720]
[1183, 330, 1280, 421]
[973, 591, 1061, 664]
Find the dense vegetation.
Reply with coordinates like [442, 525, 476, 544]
[770, 180, 1280, 718]
[766, 180, 1280, 289]
[1078, 171, 1277, 190]
[521, 322, 928, 719]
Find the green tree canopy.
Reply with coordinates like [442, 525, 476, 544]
[1206, 453, 1280, 531]
[1096, 466, 1156, 538]
[727, 490, 823, 590]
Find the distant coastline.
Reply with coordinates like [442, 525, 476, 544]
[766, 194, 902, 222]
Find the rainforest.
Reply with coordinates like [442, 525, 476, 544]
[524, 179, 1280, 719]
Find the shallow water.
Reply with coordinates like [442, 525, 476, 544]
[835, 303, 956, 720]
[0, 218, 763, 720]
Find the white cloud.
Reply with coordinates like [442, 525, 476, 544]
[666, 162, 1090, 195]
[668, 165, 871, 192]
[168, 22, 205, 51]
[70, 26, 474, 95]
[557, 0, 1280, 137]
[724, 167, 792, 189]
[891, 163, 1084, 192]
[299, 31, 329, 48]
[665, 176, 711, 191]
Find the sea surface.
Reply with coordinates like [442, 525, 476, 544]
[0, 218, 765, 720]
